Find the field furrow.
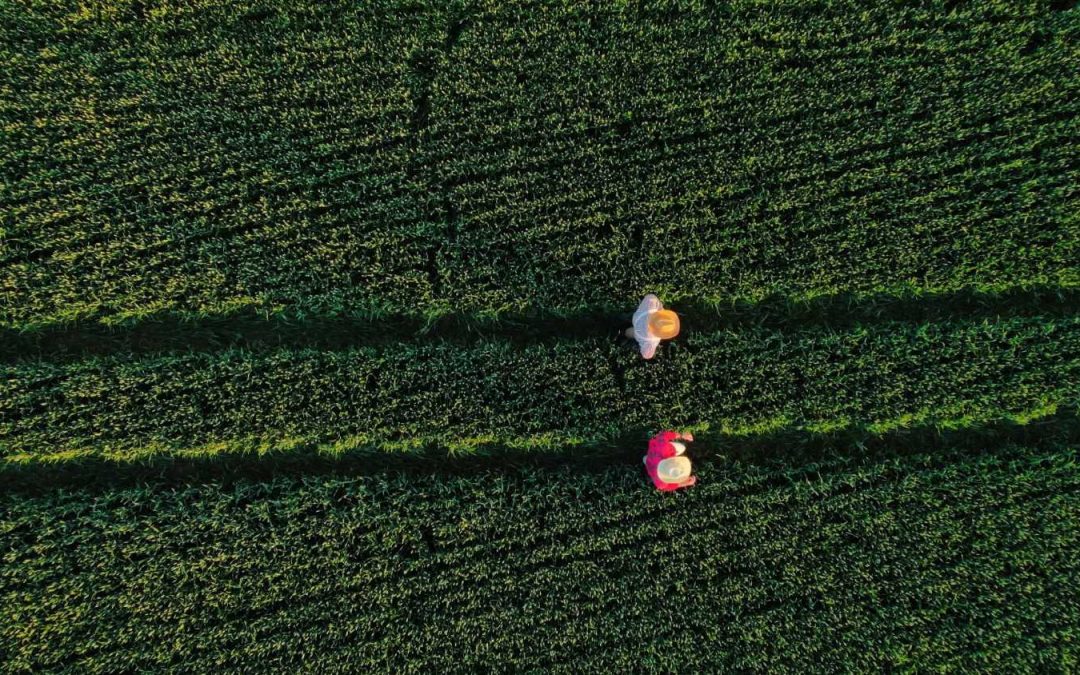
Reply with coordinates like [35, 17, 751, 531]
[3, 316, 1077, 463]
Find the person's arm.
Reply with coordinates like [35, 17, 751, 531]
[676, 432, 694, 442]
[637, 294, 662, 314]
[633, 295, 662, 333]
[646, 432, 679, 464]
[652, 475, 682, 491]
[651, 431, 680, 445]
[640, 340, 658, 359]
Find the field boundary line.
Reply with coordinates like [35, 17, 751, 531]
[2, 406, 1076, 494]
[2, 283, 1077, 363]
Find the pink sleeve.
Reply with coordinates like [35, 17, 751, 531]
[652, 431, 679, 444]
[647, 432, 678, 461]
[652, 475, 681, 491]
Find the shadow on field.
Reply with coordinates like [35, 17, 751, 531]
[3, 284, 1077, 363]
[3, 408, 1077, 496]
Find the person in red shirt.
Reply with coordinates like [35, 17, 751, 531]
[643, 430, 697, 491]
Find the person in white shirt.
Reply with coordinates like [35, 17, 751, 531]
[624, 294, 681, 359]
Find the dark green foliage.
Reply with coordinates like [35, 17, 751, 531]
[1, 0, 1078, 670]
[3, 317, 1078, 461]
[428, 0, 1079, 312]
[1, 0, 450, 328]
[2, 441, 1078, 672]
[2, 0, 1077, 328]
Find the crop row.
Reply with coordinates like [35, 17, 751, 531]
[426, 0, 1079, 312]
[3, 0, 1077, 328]
[3, 316, 1077, 462]
[1, 0, 445, 328]
[2, 438, 1077, 672]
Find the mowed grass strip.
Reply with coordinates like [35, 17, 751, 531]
[3, 316, 1077, 462]
[2, 442, 1077, 672]
[3, 0, 1077, 328]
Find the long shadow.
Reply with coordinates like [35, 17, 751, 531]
[2, 408, 1076, 496]
[3, 284, 1077, 363]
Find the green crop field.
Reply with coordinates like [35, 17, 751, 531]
[3, 433, 1079, 672]
[2, 0, 1078, 671]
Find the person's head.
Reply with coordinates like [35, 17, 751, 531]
[648, 309, 680, 340]
[656, 456, 691, 483]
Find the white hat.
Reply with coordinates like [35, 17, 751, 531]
[656, 456, 691, 482]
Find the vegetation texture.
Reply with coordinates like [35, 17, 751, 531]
[2, 0, 1077, 328]
[3, 316, 1079, 462]
[1, 0, 1077, 671]
[3, 436, 1079, 672]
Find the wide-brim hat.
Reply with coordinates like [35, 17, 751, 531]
[656, 456, 691, 482]
[648, 310, 680, 339]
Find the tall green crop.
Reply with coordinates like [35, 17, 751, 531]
[2, 441, 1078, 672]
[3, 317, 1077, 463]
[2, 0, 1076, 329]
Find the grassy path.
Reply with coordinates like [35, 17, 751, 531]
[3, 315, 1077, 464]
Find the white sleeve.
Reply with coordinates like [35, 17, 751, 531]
[632, 294, 662, 334]
[639, 338, 659, 359]
[636, 294, 662, 315]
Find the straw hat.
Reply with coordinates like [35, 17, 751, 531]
[648, 309, 680, 339]
[656, 456, 691, 482]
